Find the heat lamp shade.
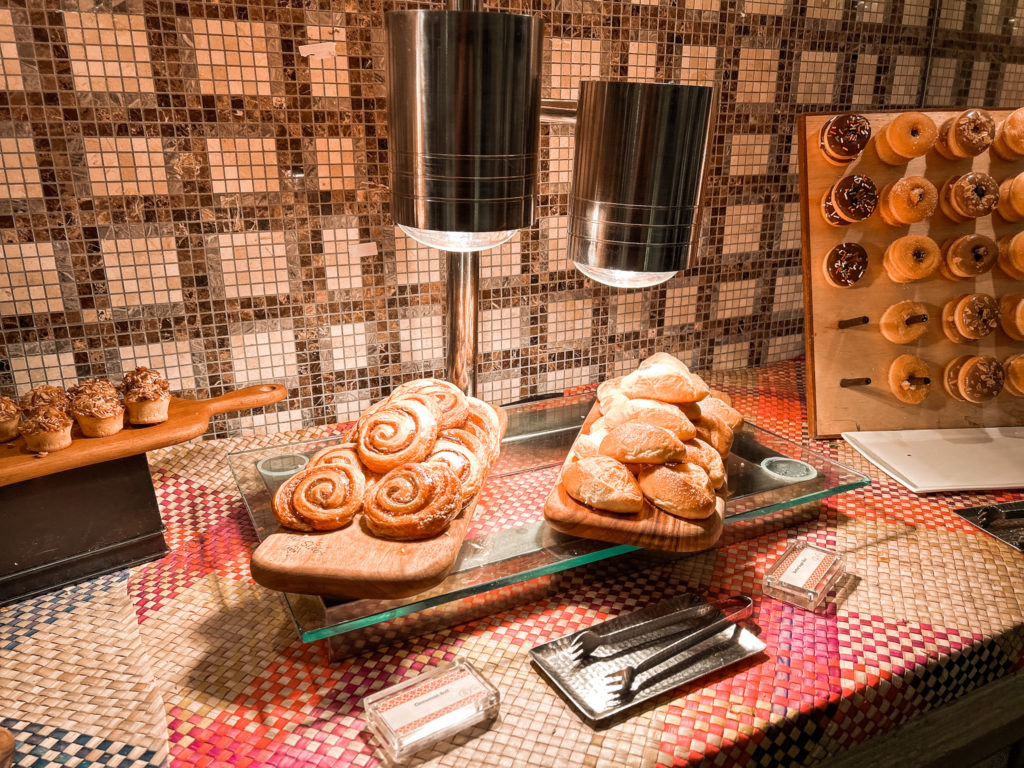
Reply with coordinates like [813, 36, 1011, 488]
[385, 10, 543, 238]
[568, 81, 713, 276]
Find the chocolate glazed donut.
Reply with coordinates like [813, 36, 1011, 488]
[822, 175, 878, 226]
[822, 242, 869, 287]
[819, 113, 872, 165]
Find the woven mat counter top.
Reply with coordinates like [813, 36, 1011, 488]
[2, 359, 1023, 768]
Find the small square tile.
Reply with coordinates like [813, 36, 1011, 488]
[322, 228, 365, 292]
[737, 48, 778, 103]
[324, 321, 369, 371]
[541, 216, 570, 273]
[315, 137, 356, 191]
[766, 333, 803, 362]
[395, 229, 442, 285]
[65, 13, 154, 94]
[230, 328, 298, 385]
[118, 339, 195, 390]
[544, 133, 574, 189]
[548, 299, 591, 347]
[243, 407, 306, 434]
[778, 202, 801, 250]
[84, 136, 168, 196]
[729, 134, 771, 175]
[678, 46, 716, 87]
[798, 51, 837, 103]
[0, 137, 42, 199]
[549, 37, 601, 100]
[853, 54, 879, 105]
[207, 138, 280, 195]
[398, 314, 443, 363]
[334, 395, 372, 425]
[102, 236, 182, 308]
[478, 373, 521, 406]
[772, 273, 802, 313]
[480, 307, 526, 354]
[541, 364, 594, 395]
[0, 9, 23, 91]
[305, 26, 348, 101]
[481, 233, 522, 279]
[665, 284, 699, 324]
[191, 18, 276, 97]
[715, 279, 757, 319]
[713, 340, 750, 368]
[10, 350, 76, 389]
[1000, 63, 1024, 105]
[613, 292, 648, 335]
[217, 230, 290, 299]
[892, 56, 925, 104]
[628, 40, 657, 81]
[721, 204, 763, 255]
[0, 241, 62, 316]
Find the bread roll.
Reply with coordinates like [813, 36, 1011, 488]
[597, 376, 628, 414]
[678, 407, 734, 457]
[683, 438, 726, 490]
[708, 389, 732, 406]
[562, 456, 644, 514]
[571, 427, 607, 461]
[681, 396, 743, 432]
[597, 398, 697, 441]
[598, 422, 688, 464]
[637, 463, 716, 519]
[619, 355, 710, 403]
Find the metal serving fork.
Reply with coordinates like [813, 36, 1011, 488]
[568, 595, 735, 663]
[601, 594, 753, 701]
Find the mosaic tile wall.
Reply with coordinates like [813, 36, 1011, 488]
[0, 0, 1019, 436]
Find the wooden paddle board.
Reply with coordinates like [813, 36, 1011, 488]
[0, 384, 287, 487]
[542, 402, 725, 552]
[249, 405, 508, 600]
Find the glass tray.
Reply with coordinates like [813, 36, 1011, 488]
[227, 394, 869, 642]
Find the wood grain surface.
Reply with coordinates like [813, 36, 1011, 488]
[542, 402, 725, 552]
[249, 405, 508, 600]
[799, 109, 1024, 438]
[0, 384, 286, 487]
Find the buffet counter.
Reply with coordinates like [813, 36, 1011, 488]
[2, 360, 1023, 767]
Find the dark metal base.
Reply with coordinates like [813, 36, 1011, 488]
[0, 453, 168, 607]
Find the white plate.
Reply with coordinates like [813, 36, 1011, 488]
[842, 427, 1024, 494]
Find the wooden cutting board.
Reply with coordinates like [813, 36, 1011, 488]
[249, 406, 508, 600]
[0, 384, 286, 487]
[542, 403, 725, 552]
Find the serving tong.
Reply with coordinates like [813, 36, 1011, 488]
[597, 594, 753, 700]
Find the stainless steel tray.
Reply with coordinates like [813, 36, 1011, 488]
[529, 594, 766, 725]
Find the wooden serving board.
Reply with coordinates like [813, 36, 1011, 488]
[542, 403, 725, 552]
[249, 406, 508, 600]
[799, 108, 1024, 438]
[0, 384, 287, 487]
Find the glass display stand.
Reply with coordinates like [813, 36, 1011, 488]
[228, 394, 869, 648]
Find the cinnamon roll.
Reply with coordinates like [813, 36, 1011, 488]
[437, 426, 490, 464]
[308, 443, 362, 471]
[463, 397, 502, 462]
[363, 462, 462, 540]
[427, 437, 485, 504]
[390, 378, 469, 430]
[355, 394, 441, 473]
[272, 463, 365, 532]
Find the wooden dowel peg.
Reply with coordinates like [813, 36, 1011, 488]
[837, 315, 869, 329]
[904, 313, 929, 326]
[906, 375, 931, 386]
[839, 377, 872, 388]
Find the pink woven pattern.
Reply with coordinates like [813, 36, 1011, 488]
[126, 359, 1024, 768]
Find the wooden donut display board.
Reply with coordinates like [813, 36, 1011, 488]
[542, 402, 725, 552]
[799, 108, 1024, 438]
[0, 384, 287, 487]
[250, 407, 508, 600]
